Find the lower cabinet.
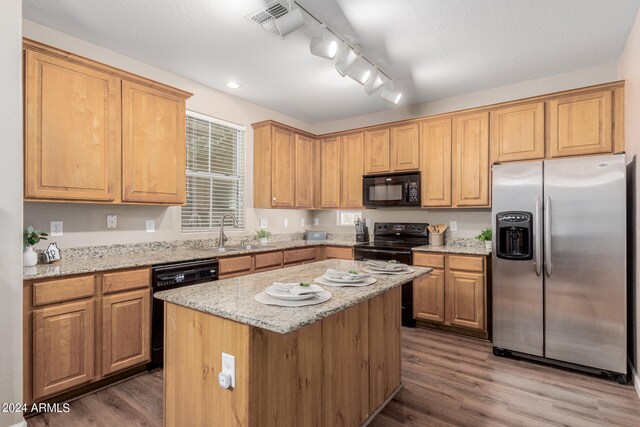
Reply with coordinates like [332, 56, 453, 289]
[324, 246, 354, 260]
[25, 268, 151, 403]
[413, 253, 489, 338]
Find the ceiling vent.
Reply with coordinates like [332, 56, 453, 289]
[245, 1, 291, 37]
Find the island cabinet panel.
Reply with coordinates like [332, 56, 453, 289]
[270, 126, 296, 207]
[253, 251, 284, 272]
[319, 136, 342, 208]
[164, 303, 250, 427]
[102, 289, 151, 375]
[32, 300, 95, 400]
[369, 287, 401, 411]
[341, 132, 365, 208]
[413, 269, 445, 323]
[294, 133, 316, 208]
[547, 90, 613, 158]
[390, 123, 420, 171]
[122, 80, 186, 204]
[420, 118, 452, 207]
[24, 50, 121, 202]
[322, 302, 370, 426]
[219, 256, 254, 279]
[452, 112, 490, 207]
[490, 101, 545, 164]
[364, 128, 390, 174]
[248, 322, 322, 427]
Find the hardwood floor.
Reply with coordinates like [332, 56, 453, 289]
[27, 327, 640, 427]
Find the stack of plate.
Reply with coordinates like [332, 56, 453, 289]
[255, 283, 332, 306]
[362, 260, 415, 275]
[314, 269, 377, 287]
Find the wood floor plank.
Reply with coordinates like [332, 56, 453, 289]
[27, 328, 640, 427]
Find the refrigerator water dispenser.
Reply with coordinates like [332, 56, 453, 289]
[496, 211, 533, 260]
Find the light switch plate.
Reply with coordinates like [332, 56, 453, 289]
[300, 218, 305, 227]
[50, 221, 63, 237]
[221, 352, 236, 388]
[365, 218, 371, 227]
[314, 217, 320, 226]
[146, 220, 155, 233]
[449, 221, 458, 232]
[260, 218, 268, 228]
[107, 214, 117, 229]
[283, 218, 288, 227]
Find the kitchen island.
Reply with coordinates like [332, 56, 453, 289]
[154, 259, 431, 427]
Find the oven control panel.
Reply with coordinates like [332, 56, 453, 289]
[375, 222, 428, 235]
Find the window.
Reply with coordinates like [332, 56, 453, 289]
[182, 111, 245, 232]
[338, 211, 362, 226]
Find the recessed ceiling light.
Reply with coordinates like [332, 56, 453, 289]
[226, 81, 241, 89]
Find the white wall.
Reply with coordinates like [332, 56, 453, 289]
[0, 1, 24, 426]
[311, 63, 619, 135]
[23, 20, 313, 249]
[619, 6, 640, 386]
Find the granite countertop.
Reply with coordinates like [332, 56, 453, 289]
[23, 239, 355, 280]
[154, 259, 432, 334]
[413, 244, 492, 256]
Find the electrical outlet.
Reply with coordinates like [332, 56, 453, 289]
[300, 218, 305, 227]
[50, 221, 63, 237]
[314, 217, 320, 226]
[283, 218, 288, 227]
[365, 218, 371, 227]
[222, 352, 236, 388]
[449, 221, 458, 232]
[146, 220, 155, 233]
[260, 218, 268, 228]
[107, 214, 117, 229]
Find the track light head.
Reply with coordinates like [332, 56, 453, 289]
[364, 69, 388, 95]
[274, 7, 306, 38]
[381, 85, 402, 104]
[310, 34, 338, 60]
[346, 57, 372, 85]
[335, 44, 358, 76]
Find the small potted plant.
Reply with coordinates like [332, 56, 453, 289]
[475, 228, 493, 250]
[256, 229, 272, 245]
[23, 226, 48, 267]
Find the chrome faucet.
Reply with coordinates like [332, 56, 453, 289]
[218, 214, 238, 248]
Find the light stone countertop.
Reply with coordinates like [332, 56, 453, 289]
[413, 245, 492, 256]
[154, 259, 432, 334]
[23, 240, 355, 280]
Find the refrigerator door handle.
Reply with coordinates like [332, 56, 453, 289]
[535, 196, 542, 276]
[544, 196, 552, 278]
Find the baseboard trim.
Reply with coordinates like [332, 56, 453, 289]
[629, 358, 640, 401]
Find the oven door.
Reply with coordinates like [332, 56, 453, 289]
[363, 173, 420, 208]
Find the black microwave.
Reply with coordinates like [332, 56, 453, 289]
[363, 172, 421, 208]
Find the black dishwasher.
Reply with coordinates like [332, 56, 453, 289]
[150, 258, 218, 367]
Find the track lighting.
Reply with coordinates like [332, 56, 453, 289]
[274, 7, 305, 38]
[335, 43, 358, 76]
[310, 32, 338, 60]
[346, 57, 372, 85]
[381, 85, 403, 105]
[364, 69, 388, 95]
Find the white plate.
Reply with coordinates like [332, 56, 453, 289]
[265, 286, 317, 301]
[255, 290, 332, 307]
[361, 266, 415, 275]
[366, 264, 408, 272]
[323, 275, 370, 284]
[314, 276, 377, 287]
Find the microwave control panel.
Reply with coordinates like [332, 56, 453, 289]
[409, 182, 419, 202]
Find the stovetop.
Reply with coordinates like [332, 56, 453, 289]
[354, 222, 429, 252]
[353, 241, 425, 251]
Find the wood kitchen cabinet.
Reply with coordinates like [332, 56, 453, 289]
[413, 253, 489, 338]
[452, 112, 490, 207]
[295, 133, 316, 208]
[23, 40, 191, 205]
[420, 118, 452, 207]
[270, 126, 296, 207]
[364, 128, 390, 174]
[490, 101, 545, 163]
[320, 136, 342, 208]
[24, 50, 121, 202]
[390, 123, 420, 171]
[341, 132, 365, 208]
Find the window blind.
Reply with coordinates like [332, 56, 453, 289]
[182, 111, 245, 232]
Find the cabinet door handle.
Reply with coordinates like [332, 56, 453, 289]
[272, 197, 276, 201]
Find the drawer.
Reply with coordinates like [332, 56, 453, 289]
[413, 253, 445, 269]
[283, 247, 318, 265]
[448, 255, 484, 272]
[33, 275, 95, 306]
[254, 251, 283, 271]
[103, 268, 151, 294]
[325, 246, 353, 260]
[219, 255, 253, 276]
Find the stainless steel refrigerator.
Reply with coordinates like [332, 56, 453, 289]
[492, 154, 627, 382]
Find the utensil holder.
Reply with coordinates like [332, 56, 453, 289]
[431, 233, 444, 246]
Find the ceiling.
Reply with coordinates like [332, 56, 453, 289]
[23, 0, 640, 123]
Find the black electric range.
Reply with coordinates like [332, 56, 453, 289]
[354, 222, 429, 327]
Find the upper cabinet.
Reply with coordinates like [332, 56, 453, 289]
[121, 81, 186, 204]
[320, 137, 342, 209]
[252, 121, 316, 209]
[490, 102, 545, 163]
[420, 118, 452, 208]
[24, 50, 121, 202]
[341, 133, 365, 208]
[452, 112, 490, 207]
[23, 40, 192, 205]
[364, 129, 390, 174]
[390, 123, 420, 171]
